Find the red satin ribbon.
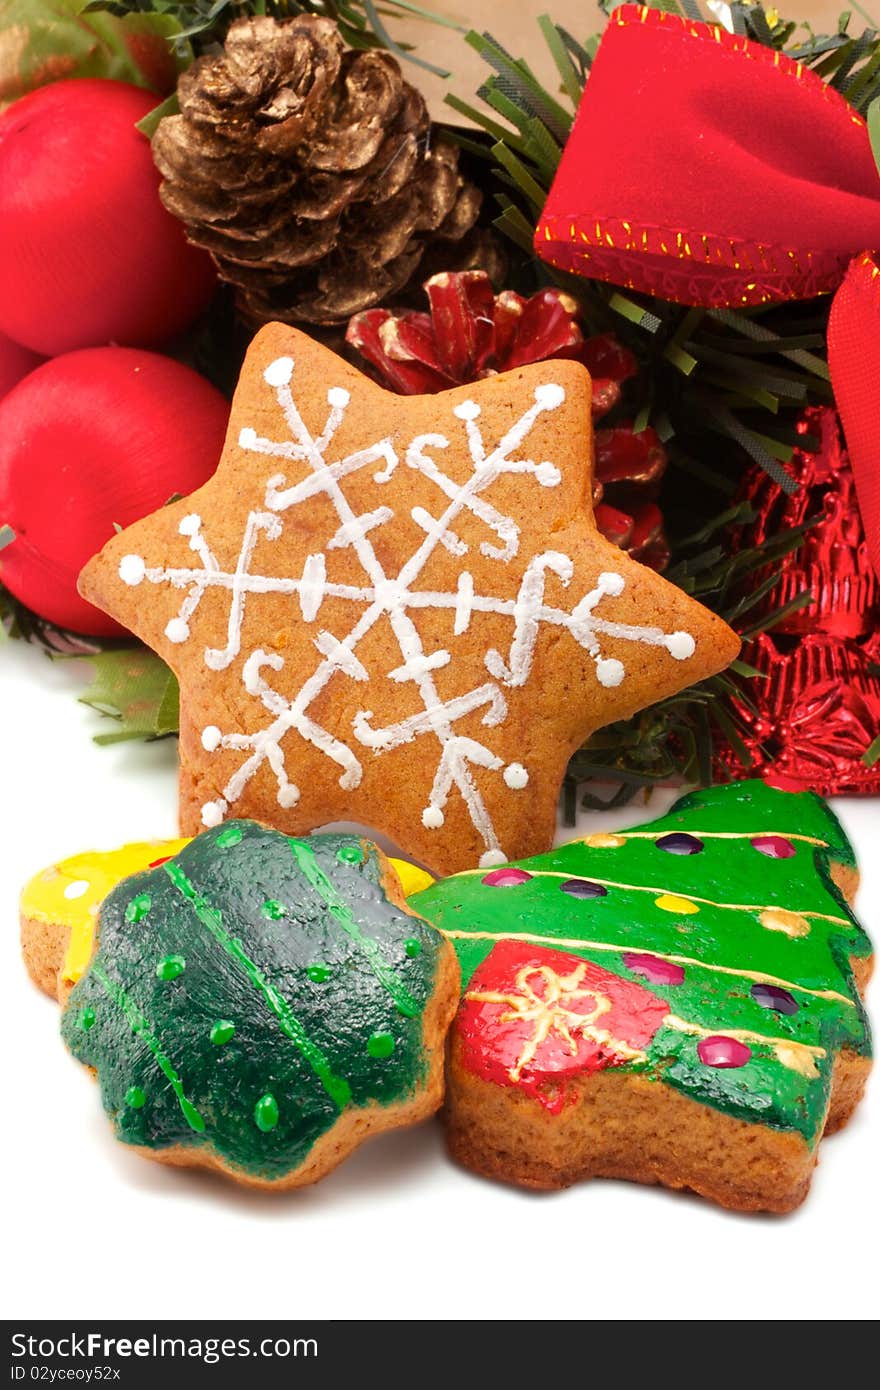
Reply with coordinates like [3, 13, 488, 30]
[536, 4, 880, 577]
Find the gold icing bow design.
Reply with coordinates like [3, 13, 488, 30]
[466, 962, 646, 1082]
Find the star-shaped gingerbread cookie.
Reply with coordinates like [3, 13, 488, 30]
[80, 324, 739, 874]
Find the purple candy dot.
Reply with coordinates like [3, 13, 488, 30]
[751, 835, 796, 859]
[623, 952, 685, 986]
[751, 983, 799, 1015]
[697, 1035, 752, 1068]
[482, 867, 533, 888]
[656, 832, 703, 855]
[560, 879, 607, 899]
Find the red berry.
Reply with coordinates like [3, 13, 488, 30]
[0, 347, 229, 635]
[0, 80, 216, 355]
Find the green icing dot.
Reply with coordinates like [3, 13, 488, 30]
[254, 1093, 279, 1132]
[307, 962, 331, 983]
[261, 899, 286, 920]
[404, 938, 422, 958]
[336, 844, 363, 865]
[125, 1086, 146, 1109]
[125, 892, 152, 924]
[80, 1006, 96, 1031]
[210, 1019, 235, 1045]
[367, 1031, 395, 1059]
[216, 825, 243, 848]
[155, 954, 186, 981]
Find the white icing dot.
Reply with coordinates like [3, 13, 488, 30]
[118, 554, 145, 587]
[535, 461, 561, 486]
[264, 357, 294, 387]
[535, 383, 565, 408]
[201, 725, 222, 752]
[597, 657, 625, 687]
[63, 879, 90, 901]
[454, 400, 481, 421]
[598, 571, 625, 597]
[238, 427, 258, 449]
[165, 617, 190, 643]
[277, 785, 300, 809]
[667, 631, 696, 660]
[479, 849, 508, 868]
[328, 387, 350, 408]
[422, 806, 445, 829]
[503, 763, 529, 790]
[201, 800, 226, 828]
[178, 514, 201, 537]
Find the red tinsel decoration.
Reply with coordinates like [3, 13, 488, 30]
[717, 407, 880, 795]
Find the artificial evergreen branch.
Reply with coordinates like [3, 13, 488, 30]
[443, 2, 867, 810]
[81, 0, 459, 74]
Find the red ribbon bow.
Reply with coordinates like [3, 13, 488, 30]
[536, 4, 880, 577]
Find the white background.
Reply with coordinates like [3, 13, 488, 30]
[3, 638, 877, 1321]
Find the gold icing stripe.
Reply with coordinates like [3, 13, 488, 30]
[664, 1014, 825, 1078]
[453, 869, 851, 926]
[591, 830, 829, 846]
[439, 927, 855, 1006]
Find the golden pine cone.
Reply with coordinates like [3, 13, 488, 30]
[152, 15, 482, 326]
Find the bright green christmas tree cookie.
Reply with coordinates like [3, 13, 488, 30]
[61, 823, 459, 1188]
[410, 780, 872, 1212]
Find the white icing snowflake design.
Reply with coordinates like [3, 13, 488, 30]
[119, 355, 696, 866]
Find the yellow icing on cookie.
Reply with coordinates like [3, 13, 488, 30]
[389, 858, 435, 897]
[22, 839, 434, 988]
[21, 840, 191, 986]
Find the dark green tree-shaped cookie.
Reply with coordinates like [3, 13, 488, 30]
[61, 823, 458, 1187]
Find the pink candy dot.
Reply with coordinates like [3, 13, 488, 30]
[623, 952, 685, 986]
[697, 1035, 752, 1068]
[481, 867, 533, 888]
[750, 835, 796, 859]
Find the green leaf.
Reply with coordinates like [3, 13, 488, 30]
[868, 93, 880, 175]
[863, 732, 880, 766]
[79, 647, 179, 744]
[135, 90, 179, 137]
[0, 0, 191, 104]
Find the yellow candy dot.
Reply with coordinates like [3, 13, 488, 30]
[391, 858, 435, 897]
[583, 833, 627, 849]
[655, 894, 700, 915]
[760, 908, 810, 938]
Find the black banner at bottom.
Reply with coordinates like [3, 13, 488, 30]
[4, 1322, 406, 1387]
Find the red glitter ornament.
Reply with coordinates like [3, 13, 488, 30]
[346, 270, 669, 569]
[717, 407, 880, 795]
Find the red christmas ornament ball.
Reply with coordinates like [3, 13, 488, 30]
[0, 80, 217, 356]
[0, 330, 43, 401]
[0, 347, 230, 635]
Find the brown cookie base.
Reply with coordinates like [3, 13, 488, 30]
[20, 912, 65, 1001]
[445, 1036, 870, 1213]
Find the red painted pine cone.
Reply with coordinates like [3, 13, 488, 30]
[346, 270, 669, 569]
